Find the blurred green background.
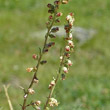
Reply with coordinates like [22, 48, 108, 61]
[0, 0, 110, 110]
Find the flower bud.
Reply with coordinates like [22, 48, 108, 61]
[66, 15, 72, 21]
[48, 80, 55, 89]
[65, 46, 70, 51]
[62, 67, 68, 73]
[44, 49, 49, 53]
[26, 68, 33, 72]
[50, 80, 55, 86]
[68, 40, 73, 46]
[67, 60, 72, 66]
[64, 25, 70, 30]
[61, 74, 66, 80]
[49, 98, 59, 107]
[69, 20, 74, 26]
[32, 54, 37, 60]
[51, 27, 59, 33]
[69, 12, 74, 16]
[65, 53, 70, 58]
[48, 84, 52, 89]
[55, 18, 60, 23]
[49, 15, 53, 20]
[28, 88, 35, 95]
[34, 77, 39, 84]
[64, 25, 71, 33]
[69, 33, 73, 39]
[47, 4, 54, 10]
[40, 60, 47, 65]
[60, 56, 63, 60]
[66, 30, 69, 33]
[24, 94, 27, 99]
[47, 4, 53, 8]
[56, 12, 63, 17]
[47, 42, 55, 48]
[54, 1, 60, 5]
[62, 0, 69, 4]
[35, 101, 41, 106]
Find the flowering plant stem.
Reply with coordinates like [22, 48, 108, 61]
[22, 13, 56, 110]
[44, 12, 75, 109]
[44, 52, 65, 109]
[21, 0, 73, 109]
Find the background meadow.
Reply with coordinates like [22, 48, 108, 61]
[0, 0, 110, 110]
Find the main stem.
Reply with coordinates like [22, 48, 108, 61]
[22, 13, 56, 110]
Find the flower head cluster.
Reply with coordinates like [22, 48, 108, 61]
[46, 0, 62, 28]
[49, 98, 59, 107]
[44, 0, 64, 54]
[61, 13, 75, 80]
[65, 13, 75, 33]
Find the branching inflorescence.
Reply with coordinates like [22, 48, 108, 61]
[21, 0, 75, 110]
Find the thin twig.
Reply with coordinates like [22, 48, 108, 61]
[3, 85, 14, 110]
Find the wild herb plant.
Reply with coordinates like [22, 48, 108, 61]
[21, 0, 75, 110]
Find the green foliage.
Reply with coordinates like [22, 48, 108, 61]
[0, 0, 110, 110]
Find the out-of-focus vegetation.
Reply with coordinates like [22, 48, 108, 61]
[0, 0, 110, 110]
